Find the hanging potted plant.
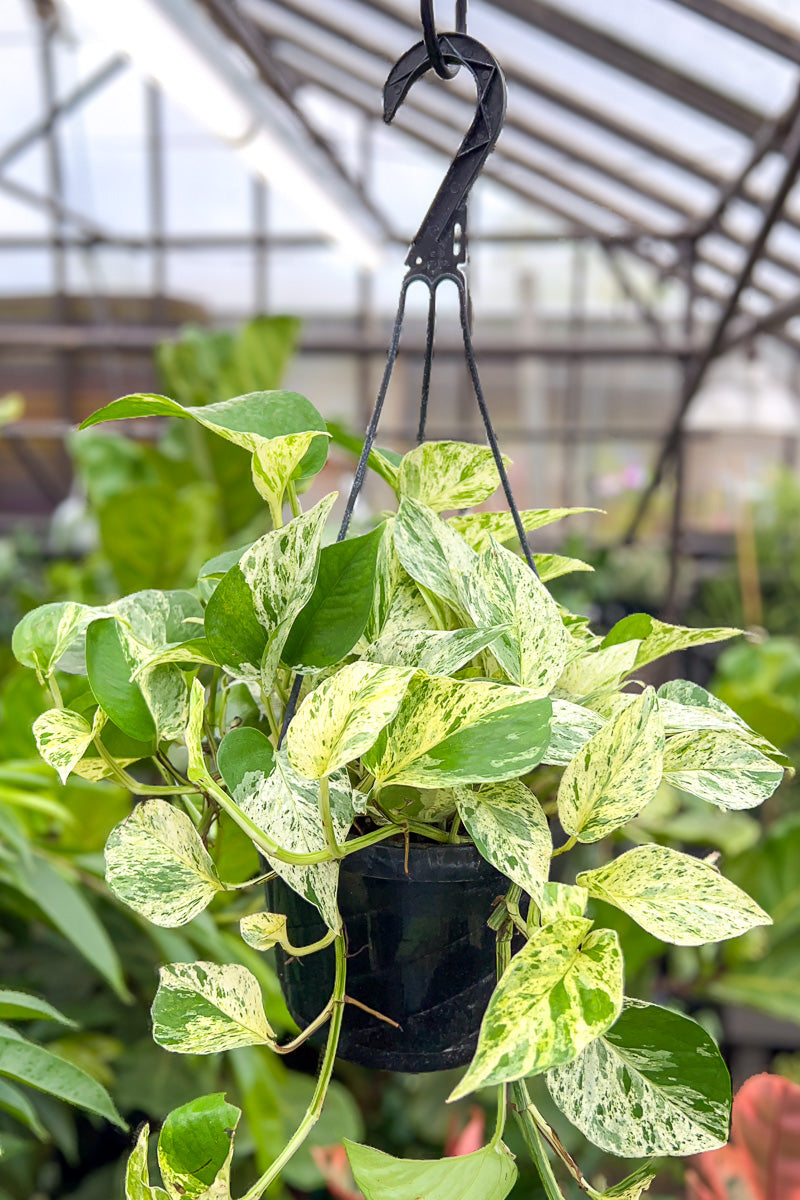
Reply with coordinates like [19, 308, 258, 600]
[12, 384, 787, 1200]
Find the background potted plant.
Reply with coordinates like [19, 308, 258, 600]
[12, 382, 787, 1200]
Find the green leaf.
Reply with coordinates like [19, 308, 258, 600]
[126, 1124, 169, 1200]
[0, 1076, 47, 1139]
[105, 799, 224, 928]
[394, 498, 477, 609]
[32, 706, 105, 784]
[602, 613, 740, 669]
[345, 1139, 517, 1200]
[450, 507, 600, 551]
[236, 749, 358, 929]
[364, 626, 509, 675]
[158, 1092, 240, 1198]
[454, 781, 551, 902]
[282, 525, 384, 672]
[0, 989, 76, 1026]
[461, 539, 569, 694]
[12, 601, 99, 681]
[558, 688, 664, 843]
[539, 882, 588, 923]
[662, 730, 783, 810]
[251, 430, 329, 526]
[86, 618, 156, 742]
[286, 661, 414, 779]
[577, 844, 771, 946]
[0, 1030, 126, 1128]
[15, 856, 130, 1001]
[556, 641, 641, 700]
[546, 999, 731, 1156]
[363, 674, 552, 788]
[534, 554, 594, 583]
[397, 440, 507, 511]
[449, 918, 623, 1099]
[544, 699, 604, 766]
[326, 420, 401, 487]
[151, 961, 274, 1054]
[80, 389, 328, 481]
[217, 726, 275, 795]
[596, 1162, 657, 1199]
[204, 494, 335, 683]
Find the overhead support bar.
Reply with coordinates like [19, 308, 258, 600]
[669, 0, 800, 67]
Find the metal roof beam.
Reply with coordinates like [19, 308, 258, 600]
[669, 0, 800, 68]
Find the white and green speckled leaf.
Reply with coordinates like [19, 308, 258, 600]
[544, 699, 605, 766]
[363, 626, 508, 676]
[394, 498, 477, 610]
[558, 688, 664, 843]
[235, 748, 356, 929]
[111, 589, 203, 667]
[461, 540, 569, 695]
[450, 508, 599, 552]
[158, 1092, 240, 1200]
[105, 799, 224, 928]
[151, 961, 274, 1054]
[33, 705, 106, 784]
[138, 664, 190, 742]
[449, 918, 623, 1100]
[556, 641, 642, 700]
[345, 1139, 517, 1200]
[663, 730, 783, 810]
[577, 844, 771, 946]
[599, 1162, 658, 1200]
[286, 661, 414, 780]
[658, 680, 783, 762]
[534, 554, 594, 583]
[240, 912, 288, 952]
[546, 999, 731, 1157]
[455, 781, 551, 902]
[538, 882, 588, 923]
[251, 430, 327, 527]
[12, 600, 102, 681]
[397, 440, 507, 512]
[602, 613, 740, 670]
[363, 674, 552, 789]
[125, 1124, 169, 1200]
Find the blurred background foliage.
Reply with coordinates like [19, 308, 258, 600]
[1, 316, 799, 1200]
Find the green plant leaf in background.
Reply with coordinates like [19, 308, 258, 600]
[158, 1092, 240, 1199]
[151, 961, 274, 1054]
[454, 780, 551, 903]
[663, 729, 784, 810]
[450, 507, 600, 551]
[0, 1076, 48, 1140]
[286, 661, 414, 779]
[602, 613, 740, 670]
[397, 440, 507, 511]
[363, 674, 552, 788]
[282, 524, 384, 672]
[0, 1028, 126, 1129]
[217, 726, 275, 795]
[577, 844, 771, 945]
[546, 999, 731, 1156]
[86, 617, 156, 742]
[449, 918, 623, 1100]
[345, 1139, 518, 1200]
[0, 989, 76, 1026]
[105, 799, 225, 927]
[558, 688, 664, 843]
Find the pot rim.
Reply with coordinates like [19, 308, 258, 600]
[342, 837, 503, 883]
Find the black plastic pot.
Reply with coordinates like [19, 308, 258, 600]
[265, 839, 508, 1073]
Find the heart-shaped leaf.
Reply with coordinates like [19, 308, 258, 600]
[151, 961, 274, 1054]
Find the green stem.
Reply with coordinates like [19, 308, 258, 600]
[47, 674, 63, 708]
[239, 934, 346, 1200]
[286, 480, 302, 519]
[510, 1080, 567, 1200]
[319, 775, 344, 859]
[93, 740, 192, 796]
[552, 835, 577, 859]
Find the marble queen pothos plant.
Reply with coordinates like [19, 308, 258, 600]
[11, 386, 788, 1200]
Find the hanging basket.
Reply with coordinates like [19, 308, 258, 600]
[267, 841, 511, 1073]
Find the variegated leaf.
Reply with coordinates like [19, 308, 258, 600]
[205, 494, 335, 684]
[286, 661, 414, 779]
[556, 641, 642, 700]
[577, 844, 771, 946]
[251, 430, 328, 527]
[185, 678, 207, 783]
[454, 781, 551, 902]
[546, 999, 731, 1157]
[33, 706, 106, 784]
[346, 1139, 518, 1200]
[363, 626, 508, 676]
[539, 882, 588, 923]
[138, 664, 190, 742]
[657, 680, 782, 762]
[158, 1093, 240, 1200]
[151, 961, 274, 1054]
[450, 508, 600, 552]
[105, 799, 224, 927]
[12, 600, 101, 681]
[558, 688, 664, 842]
[363, 674, 552, 789]
[397, 440, 507, 511]
[599, 1163, 658, 1200]
[534, 554, 594, 583]
[235, 748, 357, 929]
[544, 699, 605, 766]
[449, 918, 623, 1099]
[394, 497, 477, 610]
[111, 589, 204, 667]
[461, 540, 569, 695]
[125, 1124, 169, 1200]
[663, 730, 783, 810]
[602, 613, 740, 670]
[240, 911, 289, 952]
